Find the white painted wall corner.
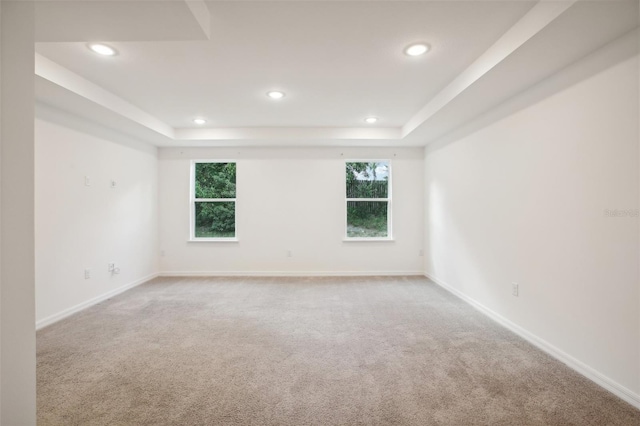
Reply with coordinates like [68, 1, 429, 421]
[425, 272, 640, 410]
[36, 273, 159, 330]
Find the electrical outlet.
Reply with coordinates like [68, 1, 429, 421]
[419, 249, 424, 257]
[512, 282, 519, 297]
[84, 269, 91, 279]
[110, 180, 117, 188]
[108, 263, 115, 272]
[286, 250, 293, 258]
[84, 176, 91, 187]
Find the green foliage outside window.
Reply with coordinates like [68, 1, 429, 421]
[195, 162, 236, 199]
[346, 162, 389, 238]
[346, 162, 388, 198]
[194, 162, 236, 238]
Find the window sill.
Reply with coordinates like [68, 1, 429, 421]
[188, 238, 239, 243]
[343, 237, 395, 242]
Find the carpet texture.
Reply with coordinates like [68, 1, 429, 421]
[38, 276, 640, 425]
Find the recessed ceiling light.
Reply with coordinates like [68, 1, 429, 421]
[87, 43, 117, 56]
[404, 43, 430, 57]
[365, 117, 378, 124]
[193, 118, 207, 125]
[267, 91, 285, 100]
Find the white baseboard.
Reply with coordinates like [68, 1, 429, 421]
[160, 270, 424, 277]
[36, 273, 159, 330]
[425, 272, 640, 410]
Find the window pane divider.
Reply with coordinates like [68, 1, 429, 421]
[194, 198, 237, 202]
[346, 198, 389, 202]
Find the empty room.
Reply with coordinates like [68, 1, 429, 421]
[1, 0, 639, 424]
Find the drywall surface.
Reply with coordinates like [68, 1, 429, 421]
[1, 2, 36, 423]
[424, 52, 639, 394]
[35, 106, 159, 325]
[159, 147, 424, 275]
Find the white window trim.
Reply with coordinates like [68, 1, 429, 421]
[344, 159, 393, 241]
[189, 160, 238, 242]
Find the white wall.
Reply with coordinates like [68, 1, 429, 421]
[159, 147, 424, 275]
[1, 2, 36, 423]
[424, 37, 639, 399]
[35, 106, 159, 327]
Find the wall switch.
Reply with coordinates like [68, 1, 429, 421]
[287, 250, 293, 258]
[419, 249, 424, 257]
[84, 269, 91, 279]
[84, 176, 91, 187]
[512, 282, 519, 297]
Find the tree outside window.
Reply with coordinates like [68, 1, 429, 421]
[345, 161, 391, 239]
[192, 161, 236, 239]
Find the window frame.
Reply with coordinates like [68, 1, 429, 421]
[189, 160, 238, 242]
[344, 159, 393, 242]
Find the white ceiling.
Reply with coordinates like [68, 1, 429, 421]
[33, 0, 639, 147]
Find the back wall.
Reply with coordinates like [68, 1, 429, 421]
[159, 147, 424, 275]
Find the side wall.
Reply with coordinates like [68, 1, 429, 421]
[159, 147, 424, 275]
[1, 2, 36, 423]
[35, 106, 159, 327]
[424, 47, 640, 398]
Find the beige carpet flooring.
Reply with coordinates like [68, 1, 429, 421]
[38, 276, 640, 425]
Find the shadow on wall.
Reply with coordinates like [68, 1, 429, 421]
[426, 29, 639, 156]
[425, 179, 499, 308]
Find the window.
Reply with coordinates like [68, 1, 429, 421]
[191, 161, 237, 240]
[345, 161, 391, 239]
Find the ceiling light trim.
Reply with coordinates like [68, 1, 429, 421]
[404, 43, 430, 56]
[266, 91, 286, 100]
[87, 43, 117, 56]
